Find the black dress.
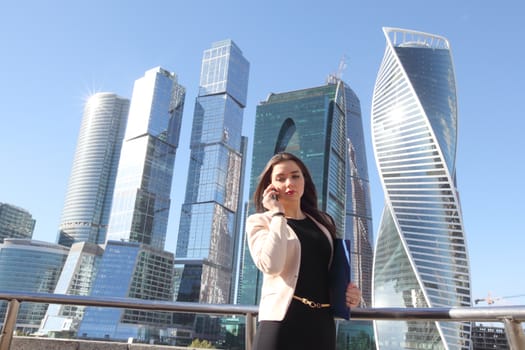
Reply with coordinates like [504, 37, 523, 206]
[253, 217, 335, 350]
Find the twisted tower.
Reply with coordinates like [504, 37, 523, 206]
[371, 28, 471, 349]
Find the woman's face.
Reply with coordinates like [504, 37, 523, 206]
[270, 160, 305, 203]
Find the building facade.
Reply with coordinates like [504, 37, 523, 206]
[371, 27, 471, 349]
[105, 67, 185, 250]
[0, 239, 69, 334]
[77, 241, 174, 342]
[38, 92, 129, 336]
[237, 79, 373, 308]
[175, 40, 249, 305]
[77, 67, 185, 341]
[58, 93, 129, 247]
[471, 324, 509, 350]
[0, 203, 35, 242]
[39, 242, 104, 336]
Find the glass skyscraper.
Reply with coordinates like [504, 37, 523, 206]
[77, 67, 185, 341]
[0, 202, 35, 242]
[39, 92, 129, 336]
[238, 79, 373, 303]
[0, 239, 69, 333]
[175, 40, 249, 305]
[105, 67, 185, 249]
[236, 78, 375, 348]
[58, 92, 129, 247]
[371, 27, 471, 349]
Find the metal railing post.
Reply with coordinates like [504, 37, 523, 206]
[503, 318, 525, 350]
[0, 299, 20, 350]
[245, 312, 256, 350]
[1, 291, 525, 349]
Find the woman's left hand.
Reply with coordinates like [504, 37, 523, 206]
[346, 282, 362, 308]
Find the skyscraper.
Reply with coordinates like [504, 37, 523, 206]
[77, 67, 185, 341]
[175, 40, 249, 305]
[0, 202, 35, 242]
[237, 79, 373, 307]
[371, 27, 471, 349]
[339, 77, 375, 307]
[105, 67, 185, 249]
[58, 92, 129, 246]
[38, 92, 129, 336]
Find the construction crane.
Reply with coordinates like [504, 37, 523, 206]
[326, 55, 348, 84]
[335, 55, 348, 80]
[474, 292, 525, 305]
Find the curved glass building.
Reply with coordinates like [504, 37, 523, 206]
[58, 93, 129, 246]
[371, 28, 471, 349]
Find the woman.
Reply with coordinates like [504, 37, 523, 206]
[246, 152, 362, 350]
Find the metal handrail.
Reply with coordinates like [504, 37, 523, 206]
[1, 291, 524, 350]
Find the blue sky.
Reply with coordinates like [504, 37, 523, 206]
[1, 0, 524, 306]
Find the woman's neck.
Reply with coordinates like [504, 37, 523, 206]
[283, 205, 305, 219]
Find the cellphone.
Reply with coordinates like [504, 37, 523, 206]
[271, 194, 279, 201]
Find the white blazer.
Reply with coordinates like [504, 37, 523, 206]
[246, 211, 333, 321]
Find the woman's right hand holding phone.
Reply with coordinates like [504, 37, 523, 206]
[262, 184, 284, 213]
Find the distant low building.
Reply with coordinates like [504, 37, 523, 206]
[0, 203, 35, 242]
[38, 242, 104, 337]
[77, 241, 174, 342]
[0, 239, 69, 334]
[471, 324, 509, 349]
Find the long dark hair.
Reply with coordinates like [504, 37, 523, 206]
[253, 152, 336, 238]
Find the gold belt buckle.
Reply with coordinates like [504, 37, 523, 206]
[294, 295, 329, 308]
